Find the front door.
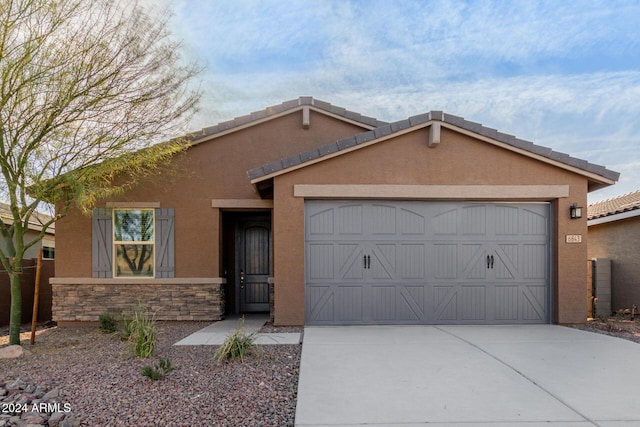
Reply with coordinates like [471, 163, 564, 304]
[237, 217, 271, 313]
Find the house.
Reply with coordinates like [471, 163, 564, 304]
[51, 97, 619, 325]
[0, 202, 55, 260]
[587, 191, 640, 313]
[1, 202, 56, 326]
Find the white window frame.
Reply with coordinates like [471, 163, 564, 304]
[112, 208, 155, 278]
[42, 237, 55, 260]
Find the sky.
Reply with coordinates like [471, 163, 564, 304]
[166, 0, 640, 204]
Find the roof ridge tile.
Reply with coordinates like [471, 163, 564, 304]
[235, 100, 619, 187]
[191, 97, 385, 142]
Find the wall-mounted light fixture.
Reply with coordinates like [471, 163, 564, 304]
[569, 203, 583, 219]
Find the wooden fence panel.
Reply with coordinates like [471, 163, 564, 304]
[0, 259, 54, 326]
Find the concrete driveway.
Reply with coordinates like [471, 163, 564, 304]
[295, 325, 640, 426]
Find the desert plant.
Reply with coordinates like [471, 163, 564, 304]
[98, 311, 118, 334]
[123, 303, 157, 357]
[141, 357, 179, 381]
[616, 308, 632, 320]
[214, 318, 257, 364]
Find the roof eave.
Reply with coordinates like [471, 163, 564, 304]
[249, 119, 620, 189]
[188, 100, 386, 147]
[588, 208, 640, 226]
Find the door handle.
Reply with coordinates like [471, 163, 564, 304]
[240, 269, 245, 289]
[363, 255, 371, 269]
[486, 255, 495, 269]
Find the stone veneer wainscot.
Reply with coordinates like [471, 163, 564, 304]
[50, 278, 225, 322]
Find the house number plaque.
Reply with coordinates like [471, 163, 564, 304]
[566, 234, 582, 243]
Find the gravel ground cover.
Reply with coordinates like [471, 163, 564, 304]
[2, 316, 637, 426]
[569, 316, 640, 344]
[1, 322, 301, 426]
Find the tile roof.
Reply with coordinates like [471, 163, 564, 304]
[186, 97, 388, 143]
[0, 202, 55, 234]
[247, 110, 620, 186]
[588, 190, 640, 220]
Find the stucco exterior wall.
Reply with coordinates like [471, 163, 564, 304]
[588, 217, 640, 311]
[53, 107, 598, 326]
[55, 110, 369, 279]
[272, 127, 590, 325]
[0, 228, 54, 260]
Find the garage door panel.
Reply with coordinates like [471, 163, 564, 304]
[370, 204, 396, 235]
[461, 244, 487, 280]
[495, 285, 519, 320]
[522, 244, 547, 279]
[307, 208, 334, 237]
[494, 244, 518, 280]
[338, 244, 364, 280]
[371, 244, 395, 279]
[522, 207, 548, 235]
[433, 244, 457, 279]
[371, 286, 396, 321]
[336, 286, 363, 322]
[522, 285, 546, 321]
[398, 286, 425, 321]
[495, 205, 519, 235]
[305, 201, 550, 325]
[306, 285, 334, 323]
[496, 244, 518, 279]
[432, 208, 457, 235]
[308, 244, 334, 280]
[461, 286, 487, 321]
[338, 204, 364, 235]
[462, 205, 486, 235]
[434, 285, 458, 321]
[398, 244, 426, 279]
[400, 208, 426, 235]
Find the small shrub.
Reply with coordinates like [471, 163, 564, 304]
[214, 318, 257, 364]
[98, 311, 117, 334]
[616, 308, 632, 320]
[141, 357, 179, 381]
[123, 302, 156, 357]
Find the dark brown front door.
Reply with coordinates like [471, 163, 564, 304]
[237, 217, 271, 313]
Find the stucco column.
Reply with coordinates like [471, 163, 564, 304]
[272, 177, 306, 325]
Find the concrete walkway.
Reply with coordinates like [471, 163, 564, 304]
[295, 325, 640, 426]
[174, 314, 301, 345]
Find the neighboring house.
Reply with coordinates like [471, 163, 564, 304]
[51, 97, 619, 325]
[0, 202, 55, 260]
[587, 191, 640, 312]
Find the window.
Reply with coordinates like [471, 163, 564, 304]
[42, 237, 55, 259]
[113, 209, 154, 277]
[92, 207, 174, 279]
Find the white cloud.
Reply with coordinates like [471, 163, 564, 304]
[168, 0, 640, 201]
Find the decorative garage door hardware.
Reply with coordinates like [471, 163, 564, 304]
[365, 254, 497, 270]
[363, 255, 371, 269]
[486, 255, 495, 269]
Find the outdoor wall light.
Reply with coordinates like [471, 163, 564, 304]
[569, 203, 583, 219]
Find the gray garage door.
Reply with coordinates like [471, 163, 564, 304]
[305, 201, 550, 325]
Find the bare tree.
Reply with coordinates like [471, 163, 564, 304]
[0, 0, 201, 345]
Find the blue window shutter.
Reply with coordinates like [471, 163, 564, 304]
[92, 208, 113, 278]
[155, 208, 175, 278]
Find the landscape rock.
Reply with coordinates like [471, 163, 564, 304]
[0, 380, 70, 427]
[0, 346, 28, 360]
[0, 322, 301, 426]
